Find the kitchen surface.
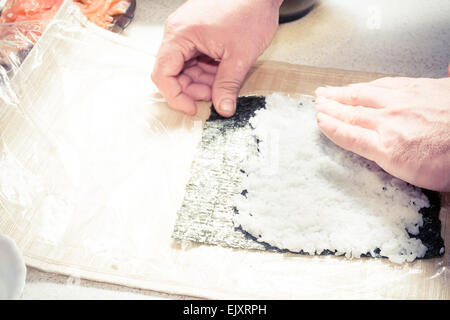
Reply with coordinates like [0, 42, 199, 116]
[1, 0, 449, 299]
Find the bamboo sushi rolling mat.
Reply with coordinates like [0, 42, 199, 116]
[0, 1, 448, 299]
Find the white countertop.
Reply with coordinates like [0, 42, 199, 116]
[21, 0, 450, 299]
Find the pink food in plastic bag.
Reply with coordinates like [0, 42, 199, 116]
[0, 0, 131, 30]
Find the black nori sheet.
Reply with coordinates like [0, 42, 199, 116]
[173, 95, 445, 259]
[410, 189, 444, 258]
[209, 96, 267, 129]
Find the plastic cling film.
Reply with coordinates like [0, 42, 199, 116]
[0, 0, 206, 275]
[171, 92, 449, 298]
[0, 0, 447, 300]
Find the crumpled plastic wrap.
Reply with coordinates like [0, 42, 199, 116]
[0, 0, 196, 270]
[0, 0, 135, 78]
[0, 20, 42, 78]
[0, 0, 448, 299]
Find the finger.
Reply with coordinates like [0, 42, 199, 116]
[183, 83, 212, 101]
[212, 55, 253, 117]
[166, 87, 198, 115]
[197, 56, 219, 73]
[182, 66, 215, 86]
[155, 75, 197, 115]
[184, 58, 198, 69]
[198, 61, 219, 74]
[315, 96, 380, 130]
[178, 73, 192, 90]
[151, 43, 197, 115]
[178, 74, 211, 101]
[316, 112, 381, 162]
[315, 84, 394, 108]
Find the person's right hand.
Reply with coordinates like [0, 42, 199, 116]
[315, 74, 450, 192]
[151, 0, 282, 117]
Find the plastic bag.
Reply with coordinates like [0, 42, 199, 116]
[0, 0, 135, 78]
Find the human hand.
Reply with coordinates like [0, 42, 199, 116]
[314, 75, 450, 192]
[151, 0, 282, 117]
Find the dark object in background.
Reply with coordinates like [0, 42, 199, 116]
[110, 0, 136, 34]
[279, 0, 317, 23]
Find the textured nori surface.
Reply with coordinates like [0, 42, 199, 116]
[172, 96, 268, 251]
[208, 96, 266, 129]
[410, 190, 444, 258]
[172, 96, 445, 259]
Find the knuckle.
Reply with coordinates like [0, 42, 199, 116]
[164, 15, 178, 33]
[164, 17, 191, 39]
[150, 70, 158, 82]
[349, 106, 363, 125]
[347, 134, 363, 152]
[380, 136, 395, 151]
[384, 107, 402, 117]
[380, 132, 411, 165]
[150, 71, 160, 86]
[349, 86, 361, 103]
[216, 78, 242, 93]
[347, 114, 357, 125]
[185, 66, 202, 79]
[340, 127, 358, 146]
[347, 134, 358, 146]
[151, 62, 165, 81]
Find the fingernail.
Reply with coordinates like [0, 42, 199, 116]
[219, 99, 235, 114]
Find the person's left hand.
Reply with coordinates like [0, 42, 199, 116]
[314, 76, 450, 192]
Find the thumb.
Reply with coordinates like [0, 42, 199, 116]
[212, 55, 252, 117]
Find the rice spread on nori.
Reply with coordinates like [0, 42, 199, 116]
[173, 94, 444, 263]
